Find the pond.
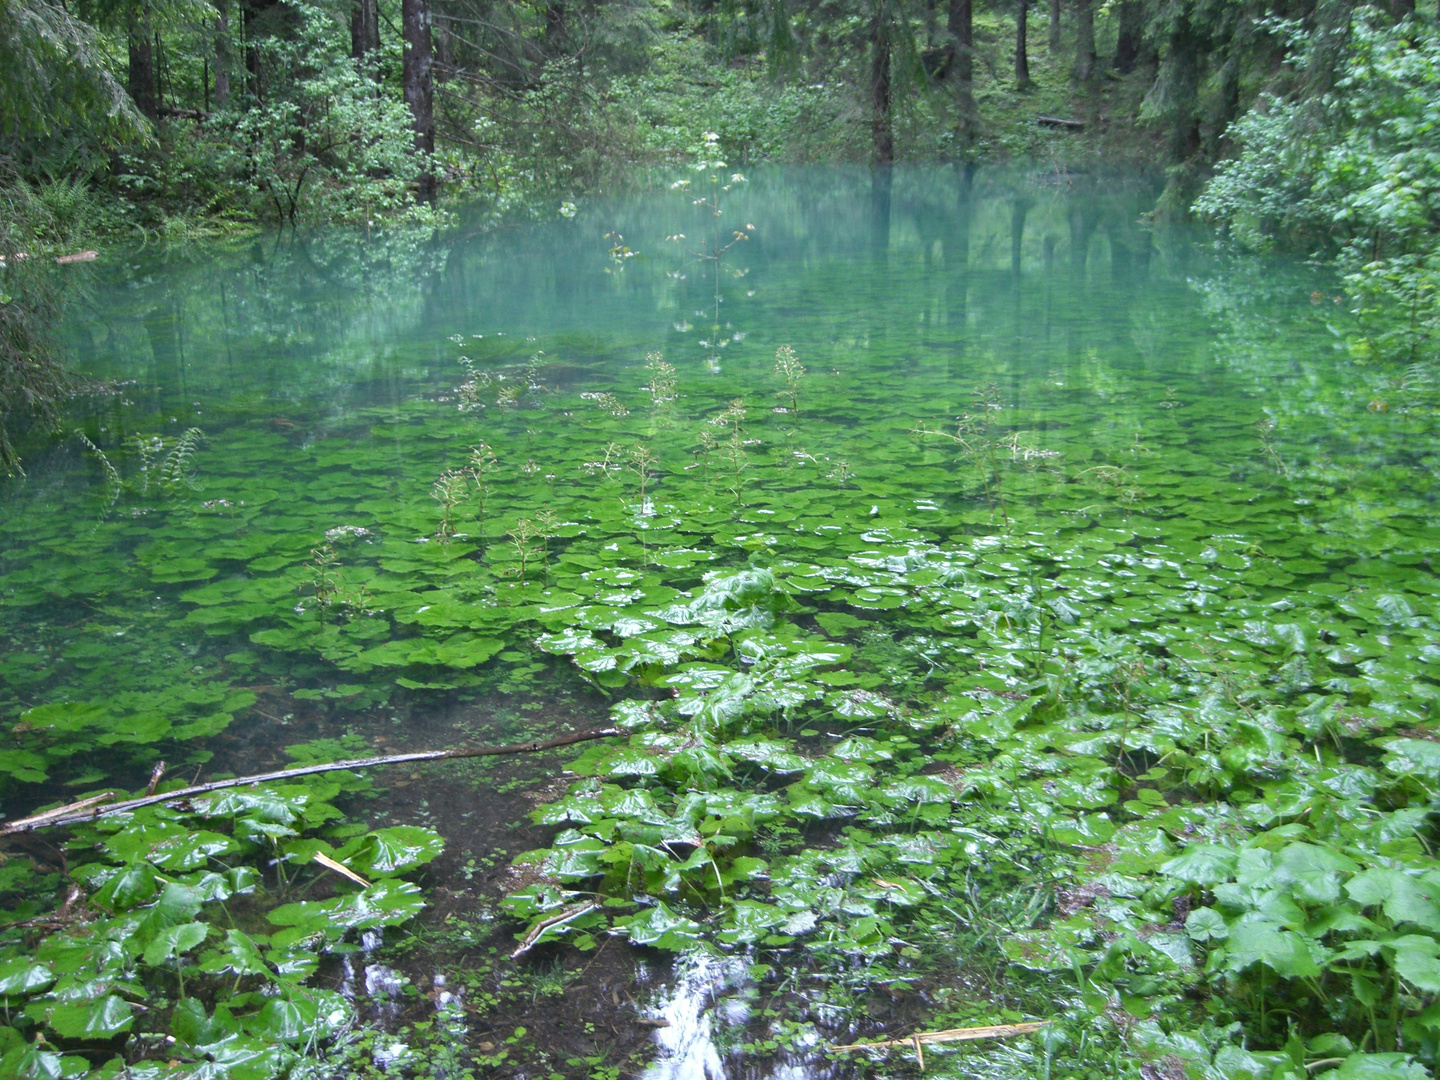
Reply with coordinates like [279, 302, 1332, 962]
[2, 167, 1438, 1080]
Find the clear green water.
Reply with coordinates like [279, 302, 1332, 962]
[3, 167, 1439, 1077]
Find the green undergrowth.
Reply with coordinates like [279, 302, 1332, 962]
[0, 767, 444, 1079]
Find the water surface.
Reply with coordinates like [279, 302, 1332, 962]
[2, 166, 1435, 1077]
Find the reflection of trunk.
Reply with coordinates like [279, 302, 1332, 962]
[213, 0, 231, 107]
[948, 164, 974, 370]
[351, 0, 380, 73]
[1015, 0, 1030, 85]
[1048, 0, 1060, 54]
[145, 304, 183, 414]
[1073, 0, 1095, 81]
[128, 4, 159, 119]
[870, 6, 893, 164]
[402, 0, 436, 202]
[947, 0, 974, 143]
[1113, 0, 1142, 73]
[871, 166, 893, 253]
[1011, 199, 1030, 278]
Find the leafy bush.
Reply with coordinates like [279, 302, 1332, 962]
[1197, 14, 1440, 364]
[213, 2, 436, 227]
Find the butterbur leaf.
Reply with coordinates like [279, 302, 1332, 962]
[1221, 921, 1323, 978]
[142, 922, 208, 966]
[1185, 907, 1228, 942]
[1322, 1053, 1429, 1079]
[202, 929, 271, 976]
[344, 826, 444, 875]
[1161, 844, 1237, 886]
[1345, 868, 1440, 929]
[0, 959, 54, 996]
[92, 865, 158, 912]
[44, 995, 134, 1039]
[1393, 941, 1440, 992]
[621, 902, 703, 949]
[1381, 739, 1440, 783]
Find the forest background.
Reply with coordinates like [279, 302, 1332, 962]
[2, 0, 1439, 464]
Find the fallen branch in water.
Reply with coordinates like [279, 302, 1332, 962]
[510, 901, 600, 959]
[0, 727, 621, 835]
[830, 1021, 1048, 1058]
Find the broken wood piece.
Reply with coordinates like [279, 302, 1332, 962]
[313, 851, 371, 888]
[510, 901, 600, 959]
[0, 727, 621, 835]
[914, 1034, 924, 1071]
[1037, 115, 1084, 130]
[55, 251, 98, 264]
[3, 791, 116, 830]
[144, 761, 167, 797]
[829, 1021, 1048, 1054]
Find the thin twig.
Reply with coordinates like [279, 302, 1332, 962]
[830, 1021, 1047, 1053]
[0, 728, 621, 835]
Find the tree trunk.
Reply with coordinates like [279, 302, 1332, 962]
[1113, 0, 1141, 73]
[1073, 0, 1095, 81]
[947, 0, 975, 144]
[871, 5, 893, 165]
[128, 4, 159, 119]
[1048, 0, 1060, 54]
[1016, 0, 1030, 85]
[213, 0, 231, 107]
[351, 0, 380, 72]
[402, 0, 436, 202]
[544, 0, 566, 57]
[1391, 0, 1415, 16]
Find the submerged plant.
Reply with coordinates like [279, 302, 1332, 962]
[431, 468, 471, 542]
[625, 443, 658, 513]
[644, 351, 678, 408]
[669, 133, 754, 372]
[74, 430, 122, 508]
[580, 391, 629, 417]
[1254, 416, 1288, 476]
[506, 518, 542, 583]
[466, 441, 500, 527]
[773, 344, 805, 413]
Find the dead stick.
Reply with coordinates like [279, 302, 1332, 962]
[1, 728, 621, 835]
[830, 1021, 1047, 1053]
[510, 901, 600, 959]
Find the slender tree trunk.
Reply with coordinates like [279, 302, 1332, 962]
[544, 0, 566, 57]
[1073, 0, 1095, 81]
[1113, 0, 1141, 73]
[1048, 0, 1060, 54]
[213, 0, 231, 107]
[947, 0, 975, 144]
[871, 5, 893, 164]
[402, 0, 436, 202]
[351, 0, 380, 71]
[1391, 0, 1415, 16]
[1016, 0, 1030, 85]
[128, 3, 159, 119]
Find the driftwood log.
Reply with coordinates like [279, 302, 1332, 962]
[0, 727, 620, 835]
[1036, 115, 1084, 130]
